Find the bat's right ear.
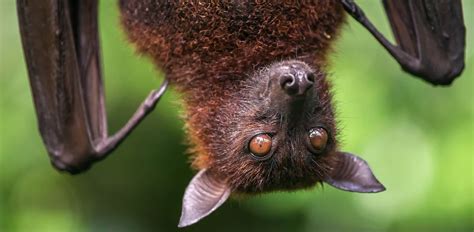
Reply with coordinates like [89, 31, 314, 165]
[178, 169, 231, 228]
[324, 152, 385, 193]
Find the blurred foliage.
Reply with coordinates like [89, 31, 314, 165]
[1, 1, 473, 232]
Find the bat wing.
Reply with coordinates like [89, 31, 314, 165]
[341, 0, 466, 85]
[383, 0, 466, 85]
[17, 0, 167, 173]
[18, 0, 102, 172]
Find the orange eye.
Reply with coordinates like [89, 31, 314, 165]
[249, 134, 272, 157]
[309, 127, 328, 152]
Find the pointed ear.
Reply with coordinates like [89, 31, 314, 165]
[324, 152, 386, 193]
[178, 169, 231, 228]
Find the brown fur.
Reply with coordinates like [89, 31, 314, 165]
[120, 1, 346, 193]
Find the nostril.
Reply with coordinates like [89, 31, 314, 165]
[306, 73, 315, 83]
[300, 73, 315, 94]
[280, 74, 297, 91]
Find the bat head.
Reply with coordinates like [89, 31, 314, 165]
[178, 59, 385, 227]
[210, 60, 338, 193]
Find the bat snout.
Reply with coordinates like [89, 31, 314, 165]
[277, 63, 315, 97]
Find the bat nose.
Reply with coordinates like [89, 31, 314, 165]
[279, 69, 315, 96]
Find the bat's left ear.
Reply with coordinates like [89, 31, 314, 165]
[178, 169, 231, 227]
[324, 152, 385, 193]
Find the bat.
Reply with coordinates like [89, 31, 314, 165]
[17, 0, 466, 227]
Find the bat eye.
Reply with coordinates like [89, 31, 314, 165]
[308, 127, 328, 153]
[249, 134, 273, 158]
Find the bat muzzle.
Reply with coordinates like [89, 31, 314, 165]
[274, 61, 315, 97]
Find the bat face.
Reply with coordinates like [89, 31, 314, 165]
[177, 59, 385, 227]
[207, 60, 338, 193]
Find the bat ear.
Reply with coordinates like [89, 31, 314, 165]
[324, 152, 386, 193]
[178, 169, 231, 227]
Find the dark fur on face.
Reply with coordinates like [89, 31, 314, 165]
[211, 60, 339, 193]
[120, 1, 344, 193]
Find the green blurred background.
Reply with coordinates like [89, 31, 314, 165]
[1, 1, 472, 232]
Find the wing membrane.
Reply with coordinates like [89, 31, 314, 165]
[17, 0, 168, 173]
[341, 0, 466, 85]
[383, 0, 466, 84]
[18, 0, 98, 172]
